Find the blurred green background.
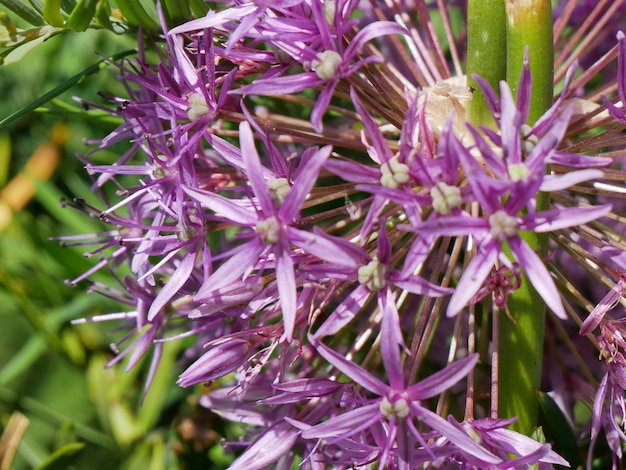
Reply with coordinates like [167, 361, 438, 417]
[0, 13, 233, 470]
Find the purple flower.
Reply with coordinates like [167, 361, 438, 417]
[405, 63, 613, 318]
[301, 335, 501, 468]
[184, 120, 331, 341]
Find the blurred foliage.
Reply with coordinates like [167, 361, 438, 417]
[0, 3, 235, 468]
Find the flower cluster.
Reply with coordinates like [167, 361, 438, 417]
[61, 1, 626, 468]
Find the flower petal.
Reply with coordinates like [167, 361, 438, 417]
[447, 239, 499, 317]
[508, 236, 566, 319]
[309, 336, 388, 395]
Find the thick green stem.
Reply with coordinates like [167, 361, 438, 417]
[498, 0, 553, 436]
[505, 0, 554, 122]
[466, 0, 507, 127]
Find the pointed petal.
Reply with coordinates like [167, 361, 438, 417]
[275, 238, 297, 342]
[287, 226, 366, 267]
[235, 68, 321, 94]
[168, 5, 257, 35]
[279, 145, 331, 221]
[195, 240, 265, 297]
[301, 403, 381, 439]
[390, 272, 453, 297]
[447, 240, 499, 317]
[229, 421, 300, 470]
[521, 204, 612, 233]
[378, 289, 405, 389]
[508, 236, 566, 319]
[147, 249, 196, 321]
[407, 354, 478, 399]
[417, 406, 502, 465]
[308, 336, 388, 395]
[240, 121, 274, 214]
[184, 185, 257, 225]
[581, 280, 625, 335]
[310, 83, 336, 133]
[312, 285, 370, 338]
[324, 157, 380, 183]
[540, 169, 605, 192]
[351, 87, 395, 164]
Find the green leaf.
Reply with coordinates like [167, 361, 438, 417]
[115, 0, 158, 30]
[0, 0, 44, 25]
[94, 0, 112, 28]
[43, 0, 65, 27]
[65, 0, 98, 31]
[537, 391, 581, 469]
[0, 48, 135, 127]
[34, 442, 86, 470]
[160, 0, 189, 26]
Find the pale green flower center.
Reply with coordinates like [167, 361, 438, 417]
[508, 163, 530, 182]
[380, 157, 410, 189]
[186, 92, 209, 121]
[431, 181, 462, 215]
[256, 216, 281, 244]
[312, 50, 342, 80]
[267, 177, 291, 205]
[489, 210, 518, 240]
[357, 260, 387, 291]
[380, 396, 410, 420]
[521, 123, 538, 154]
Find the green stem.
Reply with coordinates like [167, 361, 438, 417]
[466, 0, 507, 127]
[498, 0, 553, 436]
[505, 0, 554, 122]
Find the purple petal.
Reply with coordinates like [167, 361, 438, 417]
[345, 21, 408, 59]
[312, 285, 370, 338]
[311, 82, 336, 133]
[351, 87, 394, 164]
[279, 145, 331, 221]
[195, 240, 265, 297]
[447, 239, 499, 317]
[273, 378, 343, 395]
[471, 73, 501, 118]
[548, 151, 612, 168]
[177, 338, 250, 387]
[147, 249, 196, 321]
[308, 336, 388, 395]
[488, 428, 569, 466]
[540, 169, 605, 192]
[183, 185, 257, 225]
[378, 289, 405, 389]
[499, 81, 522, 165]
[229, 421, 300, 470]
[407, 354, 478, 400]
[168, 5, 257, 35]
[516, 50, 532, 123]
[287, 226, 366, 267]
[235, 72, 324, 96]
[407, 214, 489, 237]
[508, 236, 566, 319]
[324, 158, 381, 183]
[301, 403, 381, 439]
[240, 121, 274, 214]
[390, 271, 453, 297]
[521, 204, 612, 233]
[275, 238, 297, 342]
[416, 406, 502, 465]
[580, 279, 625, 335]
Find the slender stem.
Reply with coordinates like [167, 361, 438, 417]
[498, 0, 553, 436]
[505, 0, 554, 122]
[466, 0, 507, 127]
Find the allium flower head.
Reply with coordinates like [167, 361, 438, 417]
[57, 0, 626, 468]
